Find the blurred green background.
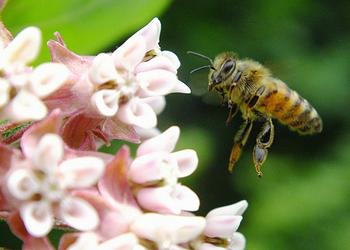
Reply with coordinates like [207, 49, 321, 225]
[1, 0, 350, 249]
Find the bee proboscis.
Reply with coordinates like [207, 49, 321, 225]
[189, 51, 323, 177]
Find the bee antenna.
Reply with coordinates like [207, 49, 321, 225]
[187, 51, 214, 65]
[190, 65, 213, 74]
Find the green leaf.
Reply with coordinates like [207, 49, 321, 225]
[1, 0, 171, 62]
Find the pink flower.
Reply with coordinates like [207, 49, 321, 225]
[128, 126, 199, 214]
[0, 26, 69, 121]
[194, 201, 248, 250]
[45, 18, 190, 150]
[3, 110, 106, 237]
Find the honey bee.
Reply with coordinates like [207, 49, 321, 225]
[189, 51, 323, 177]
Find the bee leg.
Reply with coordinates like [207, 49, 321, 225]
[226, 103, 238, 126]
[253, 118, 274, 177]
[228, 119, 253, 173]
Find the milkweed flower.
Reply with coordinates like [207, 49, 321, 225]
[128, 126, 200, 214]
[3, 110, 106, 237]
[0, 26, 69, 121]
[46, 18, 190, 150]
[192, 201, 248, 250]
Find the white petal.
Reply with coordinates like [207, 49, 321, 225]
[59, 157, 105, 188]
[204, 215, 243, 238]
[131, 213, 205, 245]
[137, 69, 177, 96]
[134, 127, 161, 140]
[7, 169, 40, 200]
[98, 233, 140, 250]
[20, 201, 54, 237]
[135, 55, 177, 74]
[113, 35, 146, 71]
[198, 243, 225, 250]
[89, 53, 118, 85]
[141, 96, 166, 114]
[134, 17, 161, 51]
[136, 186, 181, 214]
[136, 126, 180, 156]
[229, 232, 246, 250]
[160, 50, 181, 69]
[117, 98, 157, 129]
[91, 89, 120, 117]
[170, 149, 198, 178]
[172, 184, 200, 212]
[207, 201, 248, 218]
[4, 90, 47, 121]
[67, 232, 99, 250]
[0, 79, 10, 107]
[33, 133, 64, 172]
[128, 152, 166, 184]
[29, 62, 69, 98]
[60, 196, 99, 231]
[0, 26, 41, 68]
[171, 80, 191, 94]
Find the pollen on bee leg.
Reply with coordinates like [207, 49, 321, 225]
[228, 143, 242, 174]
[253, 145, 267, 178]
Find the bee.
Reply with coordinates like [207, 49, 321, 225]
[189, 51, 323, 177]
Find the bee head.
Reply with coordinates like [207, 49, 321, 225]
[208, 52, 237, 91]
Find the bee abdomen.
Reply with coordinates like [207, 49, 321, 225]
[257, 82, 322, 135]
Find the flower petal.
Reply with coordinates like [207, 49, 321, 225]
[0, 26, 41, 68]
[206, 201, 248, 217]
[136, 126, 180, 156]
[137, 69, 177, 96]
[171, 80, 191, 94]
[91, 89, 120, 117]
[136, 184, 199, 214]
[117, 98, 157, 129]
[131, 213, 205, 245]
[135, 55, 177, 74]
[128, 152, 166, 184]
[172, 184, 200, 212]
[98, 233, 140, 250]
[141, 96, 166, 114]
[59, 157, 105, 188]
[60, 196, 99, 231]
[134, 17, 161, 52]
[0, 79, 10, 107]
[29, 62, 69, 98]
[20, 201, 54, 237]
[21, 109, 62, 158]
[7, 169, 40, 200]
[103, 117, 140, 143]
[204, 215, 243, 238]
[198, 243, 225, 250]
[134, 127, 160, 140]
[97, 146, 139, 208]
[170, 149, 198, 178]
[33, 133, 64, 172]
[3, 90, 47, 121]
[113, 34, 146, 71]
[136, 186, 179, 214]
[89, 53, 118, 85]
[230, 232, 246, 250]
[66, 232, 99, 250]
[160, 50, 181, 69]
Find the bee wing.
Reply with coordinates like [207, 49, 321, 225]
[188, 71, 223, 105]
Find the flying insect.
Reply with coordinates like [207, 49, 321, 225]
[189, 51, 323, 177]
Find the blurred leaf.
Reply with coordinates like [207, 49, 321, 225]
[2, 0, 172, 62]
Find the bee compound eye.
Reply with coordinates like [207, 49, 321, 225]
[222, 59, 236, 74]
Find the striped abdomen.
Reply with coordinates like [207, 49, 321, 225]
[256, 79, 322, 135]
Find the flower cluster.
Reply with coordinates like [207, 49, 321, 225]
[0, 17, 248, 250]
